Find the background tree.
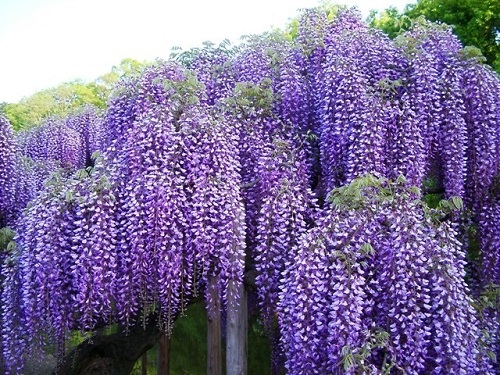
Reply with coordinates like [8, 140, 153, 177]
[369, 0, 500, 73]
[2, 59, 150, 131]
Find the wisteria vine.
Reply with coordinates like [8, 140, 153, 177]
[0, 6, 499, 375]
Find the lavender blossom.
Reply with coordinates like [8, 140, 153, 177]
[0, 115, 17, 227]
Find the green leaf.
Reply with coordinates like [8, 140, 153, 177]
[486, 350, 497, 362]
[451, 196, 463, 210]
[360, 242, 375, 255]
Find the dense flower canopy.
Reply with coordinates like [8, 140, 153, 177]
[0, 7, 499, 375]
[0, 115, 16, 228]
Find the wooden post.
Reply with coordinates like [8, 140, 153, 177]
[157, 333, 170, 375]
[226, 280, 247, 375]
[207, 277, 222, 375]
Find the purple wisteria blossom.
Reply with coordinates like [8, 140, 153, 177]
[18, 117, 82, 168]
[0, 115, 17, 227]
[66, 106, 105, 167]
[15, 173, 80, 361]
[437, 56, 468, 198]
[189, 44, 236, 106]
[279, 176, 493, 374]
[254, 140, 315, 326]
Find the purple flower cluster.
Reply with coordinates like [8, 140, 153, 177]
[311, 10, 410, 192]
[1, 253, 25, 374]
[65, 106, 105, 167]
[254, 141, 315, 326]
[189, 45, 236, 106]
[183, 112, 246, 309]
[11, 174, 79, 369]
[18, 117, 81, 168]
[0, 116, 17, 227]
[278, 177, 492, 374]
[1, 60, 249, 372]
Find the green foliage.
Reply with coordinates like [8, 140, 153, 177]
[0, 227, 16, 269]
[224, 78, 275, 115]
[460, 45, 488, 63]
[341, 329, 403, 373]
[169, 39, 235, 67]
[369, 0, 500, 74]
[160, 72, 202, 108]
[3, 58, 150, 131]
[328, 175, 466, 230]
[471, 283, 499, 364]
[367, 7, 411, 39]
[473, 283, 500, 316]
[408, 0, 499, 71]
[328, 174, 420, 210]
[95, 58, 149, 89]
[0, 226, 15, 253]
[2, 81, 105, 131]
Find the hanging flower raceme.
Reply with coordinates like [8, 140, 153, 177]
[70, 163, 118, 330]
[316, 9, 410, 195]
[278, 178, 383, 374]
[105, 60, 245, 328]
[401, 21, 468, 197]
[436, 56, 468, 198]
[1, 246, 25, 375]
[189, 43, 236, 106]
[461, 60, 499, 299]
[12, 171, 80, 369]
[104, 78, 139, 150]
[18, 117, 82, 169]
[296, 7, 328, 134]
[317, 11, 373, 190]
[254, 139, 315, 323]
[232, 42, 276, 86]
[275, 49, 310, 134]
[278, 175, 493, 374]
[66, 105, 105, 167]
[221, 76, 284, 256]
[317, 57, 370, 190]
[344, 93, 393, 182]
[393, 48, 439, 188]
[252, 139, 316, 374]
[183, 111, 246, 309]
[110, 67, 191, 329]
[0, 115, 17, 227]
[462, 62, 499, 207]
[10, 156, 60, 225]
[477, 202, 500, 287]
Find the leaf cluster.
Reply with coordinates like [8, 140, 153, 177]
[224, 78, 275, 115]
[369, 0, 500, 73]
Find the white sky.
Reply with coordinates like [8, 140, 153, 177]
[0, 0, 409, 103]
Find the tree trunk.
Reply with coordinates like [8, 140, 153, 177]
[53, 317, 161, 375]
[226, 280, 247, 375]
[157, 333, 170, 375]
[207, 277, 222, 375]
[49, 274, 257, 375]
[141, 352, 148, 375]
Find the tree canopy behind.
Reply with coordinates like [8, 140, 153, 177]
[1, 58, 150, 131]
[369, 0, 500, 73]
